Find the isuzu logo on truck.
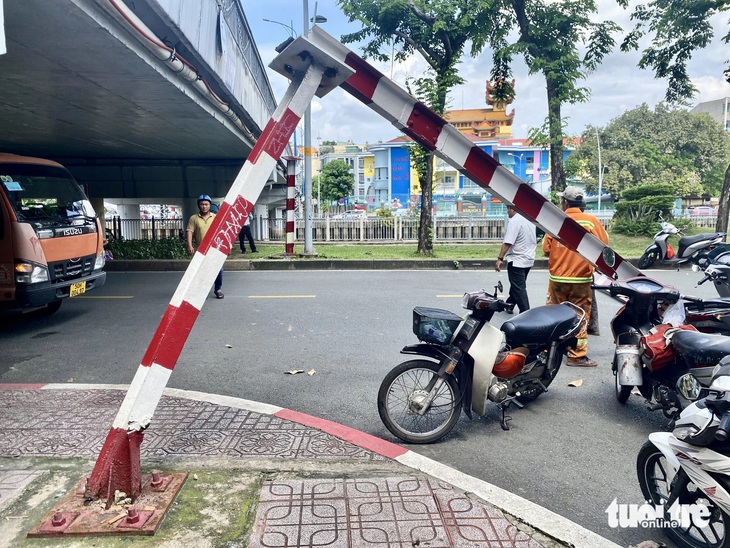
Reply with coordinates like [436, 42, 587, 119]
[61, 227, 83, 236]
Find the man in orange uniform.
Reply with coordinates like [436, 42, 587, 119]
[543, 186, 609, 367]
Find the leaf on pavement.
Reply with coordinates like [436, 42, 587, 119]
[307, 369, 316, 376]
[225, 344, 233, 348]
[285, 369, 305, 375]
[568, 379, 583, 387]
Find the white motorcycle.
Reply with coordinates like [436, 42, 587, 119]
[638, 359, 730, 547]
[377, 281, 583, 443]
[638, 219, 726, 270]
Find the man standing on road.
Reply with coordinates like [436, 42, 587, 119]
[495, 205, 536, 313]
[543, 186, 609, 367]
[238, 215, 257, 254]
[186, 194, 224, 299]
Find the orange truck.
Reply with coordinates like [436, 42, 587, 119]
[0, 153, 106, 314]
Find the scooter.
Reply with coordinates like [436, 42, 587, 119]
[598, 276, 730, 421]
[695, 246, 730, 299]
[638, 219, 725, 270]
[637, 359, 730, 548]
[377, 281, 583, 444]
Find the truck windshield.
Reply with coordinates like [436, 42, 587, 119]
[0, 164, 97, 228]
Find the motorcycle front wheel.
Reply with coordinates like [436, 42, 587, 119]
[637, 441, 730, 548]
[638, 250, 658, 269]
[377, 360, 461, 444]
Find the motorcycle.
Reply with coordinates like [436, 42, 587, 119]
[695, 246, 730, 299]
[598, 276, 730, 421]
[637, 359, 730, 548]
[377, 281, 583, 444]
[637, 219, 725, 270]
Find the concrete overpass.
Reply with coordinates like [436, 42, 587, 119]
[0, 0, 287, 221]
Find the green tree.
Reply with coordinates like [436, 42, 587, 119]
[483, 0, 623, 192]
[319, 160, 354, 207]
[338, 0, 495, 255]
[620, 0, 730, 232]
[567, 104, 730, 200]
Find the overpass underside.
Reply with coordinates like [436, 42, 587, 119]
[0, 0, 284, 206]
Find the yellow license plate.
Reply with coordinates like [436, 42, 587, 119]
[69, 281, 86, 297]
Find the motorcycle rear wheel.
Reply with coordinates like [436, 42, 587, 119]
[378, 360, 461, 444]
[638, 250, 658, 269]
[637, 441, 730, 548]
[613, 353, 632, 404]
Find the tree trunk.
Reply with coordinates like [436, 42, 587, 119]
[716, 162, 730, 234]
[417, 153, 435, 255]
[546, 78, 566, 193]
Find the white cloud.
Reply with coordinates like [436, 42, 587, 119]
[246, 0, 730, 144]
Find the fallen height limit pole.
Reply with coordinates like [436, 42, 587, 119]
[84, 41, 349, 504]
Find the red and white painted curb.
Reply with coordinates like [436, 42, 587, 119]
[1, 384, 619, 548]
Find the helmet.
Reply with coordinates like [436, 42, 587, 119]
[197, 194, 212, 205]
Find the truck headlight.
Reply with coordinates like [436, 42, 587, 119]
[94, 251, 105, 270]
[15, 262, 50, 284]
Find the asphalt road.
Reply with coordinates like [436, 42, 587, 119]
[0, 267, 721, 546]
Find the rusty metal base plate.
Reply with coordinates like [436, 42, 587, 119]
[27, 472, 187, 538]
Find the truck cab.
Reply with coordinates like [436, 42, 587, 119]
[0, 154, 106, 314]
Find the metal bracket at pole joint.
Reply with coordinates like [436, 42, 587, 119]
[269, 35, 353, 97]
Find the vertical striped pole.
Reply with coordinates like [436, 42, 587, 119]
[284, 156, 298, 255]
[85, 63, 326, 505]
[307, 26, 640, 281]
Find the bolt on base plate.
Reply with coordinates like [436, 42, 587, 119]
[27, 472, 187, 538]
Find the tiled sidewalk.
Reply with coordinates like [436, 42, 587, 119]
[0, 387, 558, 547]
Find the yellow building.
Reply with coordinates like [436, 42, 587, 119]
[444, 80, 514, 140]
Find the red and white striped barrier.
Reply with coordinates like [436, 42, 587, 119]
[86, 59, 336, 504]
[284, 156, 298, 255]
[305, 26, 639, 281]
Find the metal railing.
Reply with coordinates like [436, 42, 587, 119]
[106, 213, 618, 243]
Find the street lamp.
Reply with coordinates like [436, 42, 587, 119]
[595, 127, 603, 211]
[301, 0, 327, 256]
[262, 18, 296, 38]
[507, 153, 525, 180]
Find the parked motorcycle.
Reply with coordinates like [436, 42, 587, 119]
[637, 359, 730, 548]
[377, 281, 583, 444]
[637, 219, 725, 270]
[598, 276, 730, 421]
[696, 246, 730, 299]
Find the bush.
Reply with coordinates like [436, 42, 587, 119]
[106, 238, 187, 260]
[612, 204, 662, 236]
[621, 183, 674, 201]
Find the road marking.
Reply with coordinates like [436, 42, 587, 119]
[436, 294, 462, 298]
[76, 296, 133, 299]
[248, 295, 316, 299]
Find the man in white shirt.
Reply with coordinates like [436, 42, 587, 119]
[494, 205, 537, 313]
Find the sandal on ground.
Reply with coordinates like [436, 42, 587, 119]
[214, 290, 224, 299]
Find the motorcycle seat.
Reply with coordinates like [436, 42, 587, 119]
[672, 330, 730, 366]
[678, 232, 725, 248]
[501, 304, 579, 345]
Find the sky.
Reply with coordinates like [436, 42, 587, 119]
[243, 0, 730, 146]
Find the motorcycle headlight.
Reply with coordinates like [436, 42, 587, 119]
[15, 262, 49, 284]
[673, 426, 698, 441]
[94, 250, 105, 270]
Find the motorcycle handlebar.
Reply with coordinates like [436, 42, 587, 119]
[697, 275, 711, 286]
[716, 411, 730, 441]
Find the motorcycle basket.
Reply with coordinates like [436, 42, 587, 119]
[413, 307, 463, 344]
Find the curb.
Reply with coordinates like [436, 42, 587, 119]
[13, 383, 620, 548]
